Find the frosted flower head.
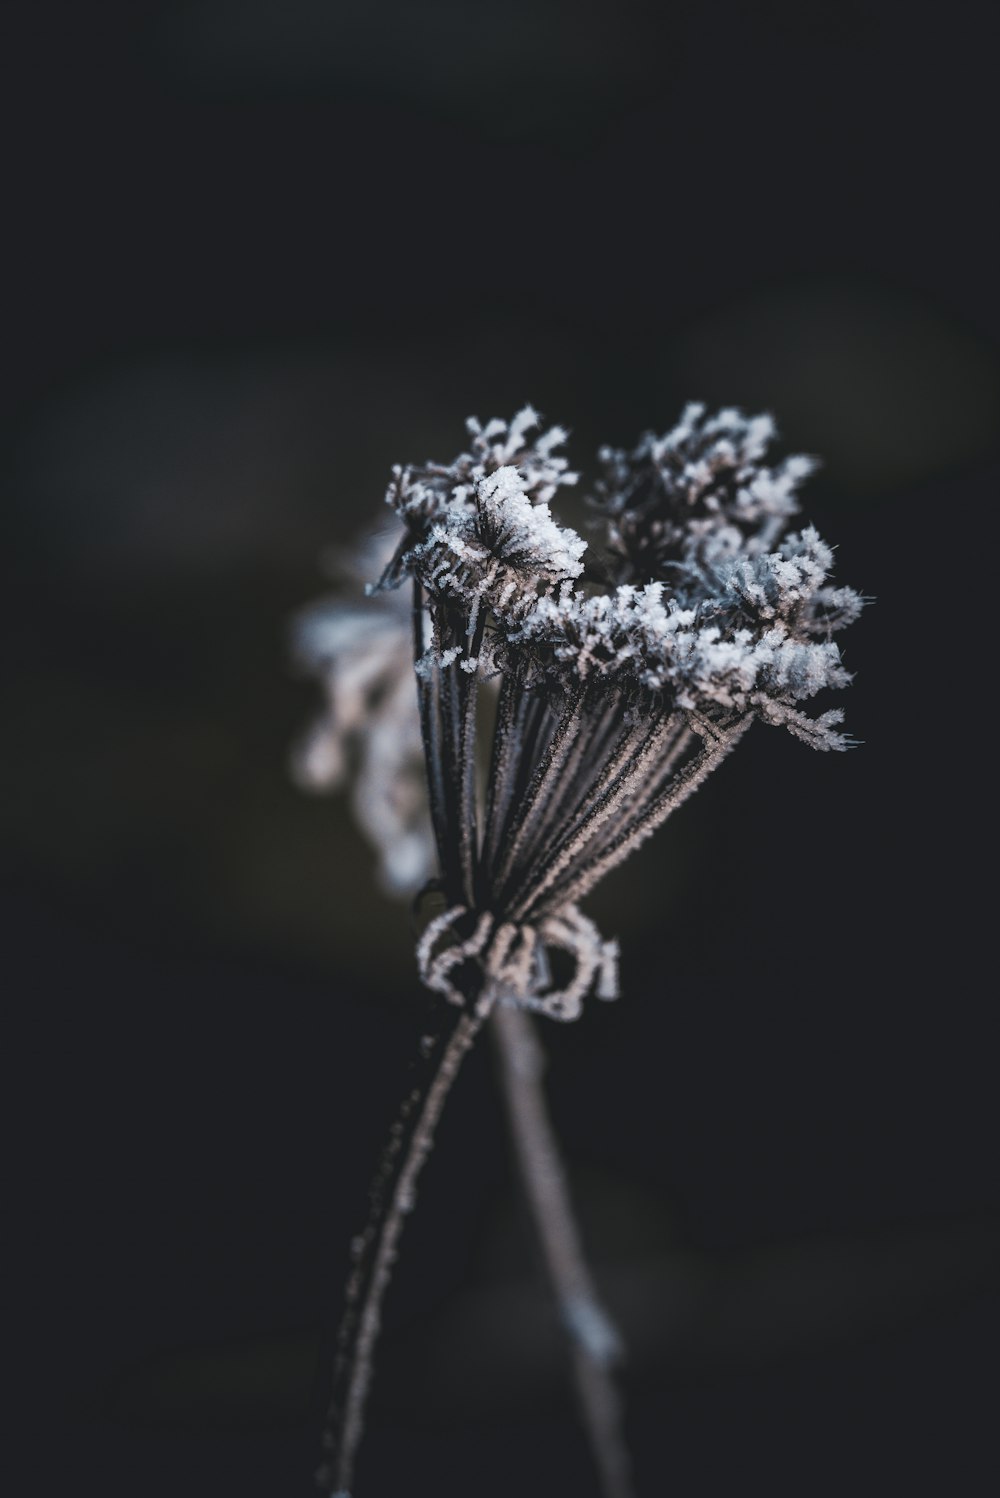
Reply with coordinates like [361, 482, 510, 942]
[296, 403, 865, 1015]
[381, 405, 862, 750]
[593, 402, 818, 586]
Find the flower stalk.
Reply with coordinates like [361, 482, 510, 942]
[491, 1003, 632, 1498]
[317, 997, 492, 1497]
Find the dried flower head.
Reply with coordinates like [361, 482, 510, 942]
[355, 404, 865, 1019]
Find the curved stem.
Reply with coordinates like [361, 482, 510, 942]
[490, 1004, 635, 1498]
[317, 998, 492, 1496]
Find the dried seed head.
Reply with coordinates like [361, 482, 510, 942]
[296, 404, 865, 1013]
[381, 405, 863, 749]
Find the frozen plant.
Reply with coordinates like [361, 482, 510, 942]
[295, 404, 864, 1497]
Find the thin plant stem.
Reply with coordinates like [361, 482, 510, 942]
[499, 709, 662, 914]
[480, 671, 523, 885]
[535, 717, 752, 918]
[508, 714, 672, 922]
[457, 612, 487, 905]
[489, 686, 587, 896]
[532, 697, 620, 843]
[490, 1004, 634, 1498]
[317, 998, 492, 1496]
[488, 688, 553, 871]
[528, 717, 696, 915]
[412, 583, 451, 882]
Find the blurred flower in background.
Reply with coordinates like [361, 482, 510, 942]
[292, 528, 436, 897]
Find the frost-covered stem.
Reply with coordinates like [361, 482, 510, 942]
[489, 686, 587, 895]
[481, 671, 523, 883]
[457, 613, 487, 906]
[501, 709, 661, 913]
[531, 717, 695, 912]
[534, 698, 621, 841]
[535, 717, 752, 918]
[490, 690, 552, 863]
[507, 714, 671, 922]
[440, 661, 464, 882]
[412, 582, 451, 881]
[491, 1005, 634, 1498]
[317, 999, 492, 1496]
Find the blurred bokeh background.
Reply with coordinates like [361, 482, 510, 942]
[5, 2, 998, 1494]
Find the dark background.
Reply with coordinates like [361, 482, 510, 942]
[5, 2, 998, 1495]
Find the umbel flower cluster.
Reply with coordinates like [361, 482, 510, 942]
[349, 403, 862, 1020]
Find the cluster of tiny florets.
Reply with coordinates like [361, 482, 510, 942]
[594, 402, 814, 576]
[379, 403, 862, 749]
[374, 406, 580, 595]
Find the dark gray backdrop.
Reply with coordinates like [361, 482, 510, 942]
[5, 3, 998, 1495]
